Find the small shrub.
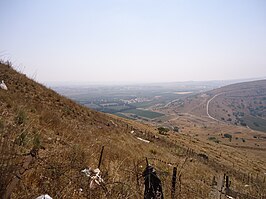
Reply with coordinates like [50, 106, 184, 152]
[224, 133, 232, 139]
[33, 134, 41, 149]
[208, 137, 216, 141]
[150, 149, 157, 155]
[15, 131, 28, 146]
[158, 127, 169, 135]
[224, 133, 232, 141]
[15, 110, 27, 125]
[208, 136, 220, 143]
[173, 126, 179, 132]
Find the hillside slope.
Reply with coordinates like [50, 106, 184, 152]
[165, 80, 266, 132]
[0, 62, 266, 199]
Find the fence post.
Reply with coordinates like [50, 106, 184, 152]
[225, 175, 230, 195]
[211, 176, 217, 186]
[98, 146, 104, 169]
[171, 167, 177, 199]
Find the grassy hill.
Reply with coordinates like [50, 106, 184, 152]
[165, 79, 266, 132]
[0, 62, 266, 198]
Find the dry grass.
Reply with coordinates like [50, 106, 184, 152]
[0, 62, 266, 198]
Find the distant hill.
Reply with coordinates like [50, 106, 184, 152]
[165, 79, 266, 132]
[0, 62, 266, 198]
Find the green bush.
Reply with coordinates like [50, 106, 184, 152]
[224, 133, 232, 142]
[158, 127, 169, 135]
[173, 126, 179, 132]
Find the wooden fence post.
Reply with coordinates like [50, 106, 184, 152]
[98, 146, 104, 169]
[171, 167, 177, 199]
[225, 175, 230, 195]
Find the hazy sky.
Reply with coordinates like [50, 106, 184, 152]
[1, 0, 266, 83]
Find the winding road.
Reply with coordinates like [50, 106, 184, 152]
[206, 93, 224, 122]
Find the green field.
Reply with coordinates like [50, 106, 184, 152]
[104, 105, 131, 111]
[121, 108, 164, 119]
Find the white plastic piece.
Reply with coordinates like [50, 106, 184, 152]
[81, 167, 104, 189]
[36, 194, 52, 199]
[0, 80, 8, 90]
[136, 137, 150, 143]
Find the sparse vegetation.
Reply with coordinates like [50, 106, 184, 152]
[158, 126, 170, 135]
[208, 136, 220, 143]
[173, 126, 179, 132]
[224, 133, 232, 141]
[15, 131, 28, 146]
[15, 110, 27, 125]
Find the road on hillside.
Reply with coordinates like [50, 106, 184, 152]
[206, 93, 224, 122]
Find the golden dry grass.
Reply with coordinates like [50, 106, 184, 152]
[0, 62, 266, 198]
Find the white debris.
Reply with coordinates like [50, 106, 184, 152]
[81, 167, 104, 189]
[244, 184, 250, 187]
[79, 188, 83, 192]
[36, 194, 52, 199]
[226, 196, 234, 199]
[136, 137, 150, 143]
[81, 168, 91, 177]
[130, 130, 135, 134]
[110, 120, 117, 126]
[0, 80, 8, 90]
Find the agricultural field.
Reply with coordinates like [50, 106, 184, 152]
[120, 108, 165, 119]
[53, 81, 230, 122]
